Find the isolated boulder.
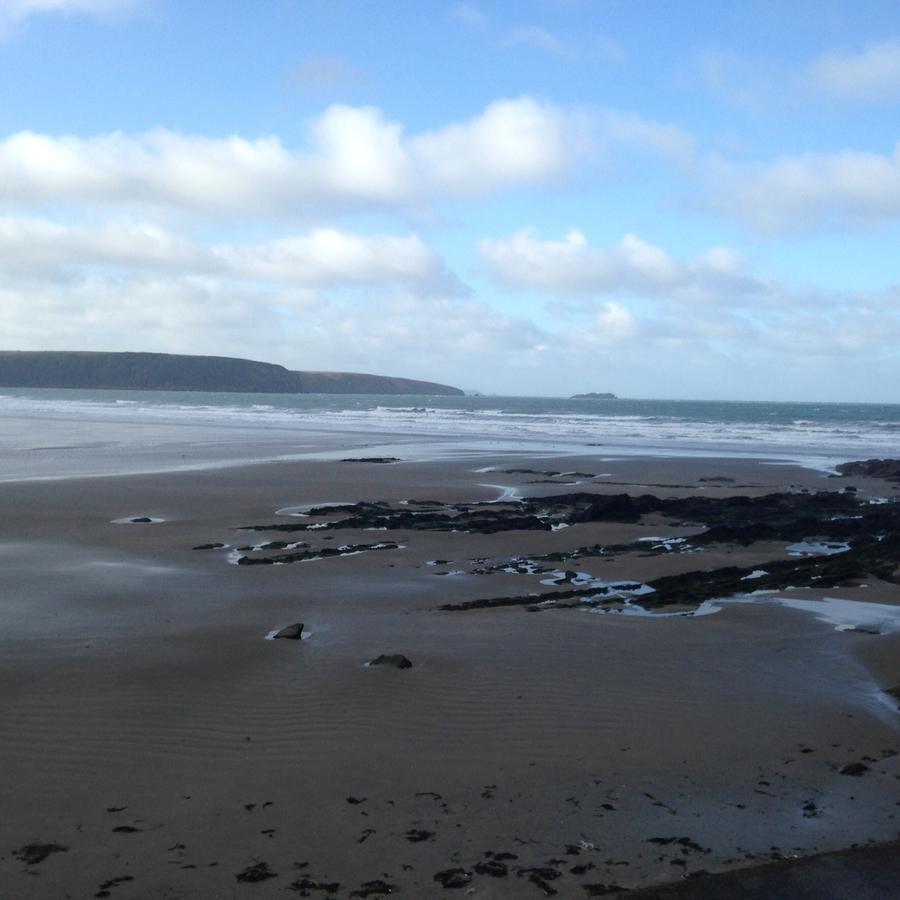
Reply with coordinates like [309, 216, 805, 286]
[368, 654, 412, 669]
[839, 762, 870, 776]
[273, 623, 304, 640]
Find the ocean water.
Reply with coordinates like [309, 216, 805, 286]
[1, 387, 898, 462]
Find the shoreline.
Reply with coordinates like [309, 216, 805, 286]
[2, 396, 899, 484]
[0, 410, 868, 485]
[1, 445, 897, 898]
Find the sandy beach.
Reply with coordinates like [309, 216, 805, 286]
[1, 424, 898, 898]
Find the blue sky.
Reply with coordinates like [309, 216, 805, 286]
[1, 0, 900, 399]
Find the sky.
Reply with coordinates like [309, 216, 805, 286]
[1, 1, 900, 400]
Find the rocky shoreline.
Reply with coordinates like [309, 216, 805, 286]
[229, 481, 900, 622]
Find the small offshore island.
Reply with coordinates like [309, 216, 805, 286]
[571, 392, 618, 400]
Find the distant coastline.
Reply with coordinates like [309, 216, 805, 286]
[0, 351, 463, 396]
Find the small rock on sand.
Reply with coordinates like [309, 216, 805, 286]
[839, 762, 870, 776]
[273, 623, 304, 640]
[368, 654, 413, 669]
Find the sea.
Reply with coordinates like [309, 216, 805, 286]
[1, 388, 898, 464]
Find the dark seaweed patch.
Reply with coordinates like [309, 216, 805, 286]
[14, 843, 68, 865]
[235, 861, 277, 883]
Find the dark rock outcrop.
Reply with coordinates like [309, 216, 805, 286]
[245, 488, 895, 541]
[234, 541, 399, 565]
[434, 489, 900, 612]
[245, 501, 551, 535]
[238, 486, 900, 615]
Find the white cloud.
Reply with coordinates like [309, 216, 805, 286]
[307, 105, 411, 201]
[479, 228, 763, 302]
[0, 274, 287, 359]
[695, 49, 783, 110]
[482, 228, 613, 293]
[324, 294, 545, 361]
[0, 129, 296, 213]
[503, 27, 625, 64]
[504, 26, 571, 57]
[0, 217, 460, 292]
[595, 34, 626, 64]
[0, 98, 698, 218]
[0, 264, 551, 385]
[217, 230, 458, 290]
[806, 40, 900, 103]
[0, 0, 144, 31]
[699, 41, 900, 110]
[569, 302, 639, 347]
[3, 224, 899, 397]
[473, 225, 900, 396]
[449, 2, 488, 29]
[2, 0, 137, 12]
[411, 97, 578, 195]
[286, 55, 368, 92]
[707, 144, 900, 233]
[598, 110, 695, 167]
[0, 217, 206, 275]
[0, 98, 588, 216]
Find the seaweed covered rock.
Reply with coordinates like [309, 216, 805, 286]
[836, 458, 900, 482]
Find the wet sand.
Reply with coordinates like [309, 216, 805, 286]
[1, 450, 898, 898]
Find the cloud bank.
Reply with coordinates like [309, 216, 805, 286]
[0, 217, 460, 291]
[0, 98, 582, 216]
[806, 40, 900, 103]
[480, 228, 766, 304]
[0, 97, 700, 217]
[708, 143, 900, 233]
